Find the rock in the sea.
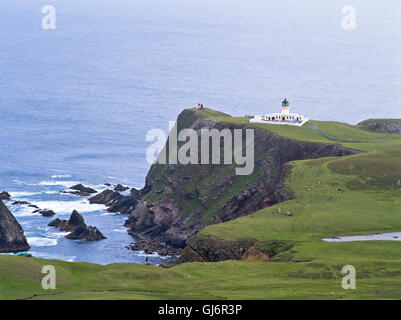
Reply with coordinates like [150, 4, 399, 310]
[12, 200, 31, 206]
[0, 200, 30, 253]
[35, 209, 56, 217]
[69, 209, 85, 226]
[89, 189, 122, 206]
[60, 190, 80, 195]
[0, 192, 10, 200]
[114, 184, 129, 192]
[69, 184, 98, 196]
[48, 210, 106, 241]
[66, 225, 106, 241]
[89, 189, 138, 214]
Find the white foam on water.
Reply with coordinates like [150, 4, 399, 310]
[119, 190, 131, 196]
[101, 211, 118, 216]
[30, 199, 105, 215]
[51, 174, 72, 179]
[113, 228, 127, 233]
[11, 206, 37, 217]
[134, 250, 165, 258]
[9, 191, 40, 197]
[27, 237, 58, 247]
[48, 231, 70, 238]
[322, 232, 401, 242]
[9, 191, 59, 198]
[38, 180, 82, 188]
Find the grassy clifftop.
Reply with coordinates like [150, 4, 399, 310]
[1, 108, 401, 299]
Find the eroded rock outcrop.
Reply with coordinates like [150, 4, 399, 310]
[68, 184, 98, 196]
[33, 209, 56, 217]
[114, 184, 129, 192]
[0, 200, 30, 253]
[89, 189, 138, 214]
[48, 210, 106, 241]
[0, 192, 11, 200]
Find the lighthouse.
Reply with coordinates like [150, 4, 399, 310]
[249, 98, 309, 126]
[281, 98, 290, 120]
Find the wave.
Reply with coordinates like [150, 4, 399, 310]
[9, 191, 59, 198]
[38, 180, 82, 188]
[30, 199, 105, 215]
[9, 191, 40, 197]
[51, 174, 72, 179]
[133, 250, 171, 258]
[11, 206, 38, 217]
[27, 237, 58, 247]
[101, 212, 118, 216]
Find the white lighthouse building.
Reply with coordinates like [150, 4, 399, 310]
[249, 99, 308, 127]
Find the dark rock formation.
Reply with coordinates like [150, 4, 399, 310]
[12, 201, 31, 206]
[130, 188, 141, 199]
[69, 184, 98, 196]
[127, 236, 182, 256]
[33, 209, 56, 217]
[48, 218, 67, 229]
[0, 192, 10, 201]
[358, 119, 401, 134]
[114, 184, 129, 192]
[125, 108, 359, 250]
[89, 189, 138, 214]
[60, 190, 80, 196]
[0, 200, 30, 253]
[69, 209, 85, 226]
[48, 210, 106, 241]
[66, 225, 106, 241]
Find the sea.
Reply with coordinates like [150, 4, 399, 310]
[0, 0, 400, 264]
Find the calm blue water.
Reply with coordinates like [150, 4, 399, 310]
[0, 0, 400, 264]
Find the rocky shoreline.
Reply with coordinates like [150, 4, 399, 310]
[126, 233, 182, 256]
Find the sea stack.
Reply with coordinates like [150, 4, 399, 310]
[48, 210, 106, 241]
[0, 200, 30, 253]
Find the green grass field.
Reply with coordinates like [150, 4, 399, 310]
[1, 108, 401, 300]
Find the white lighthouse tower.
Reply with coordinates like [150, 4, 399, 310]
[281, 98, 290, 120]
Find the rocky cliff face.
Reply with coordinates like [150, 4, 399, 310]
[124, 109, 359, 254]
[0, 200, 30, 253]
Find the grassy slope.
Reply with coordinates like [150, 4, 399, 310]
[1, 108, 401, 299]
[3, 245, 401, 300]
